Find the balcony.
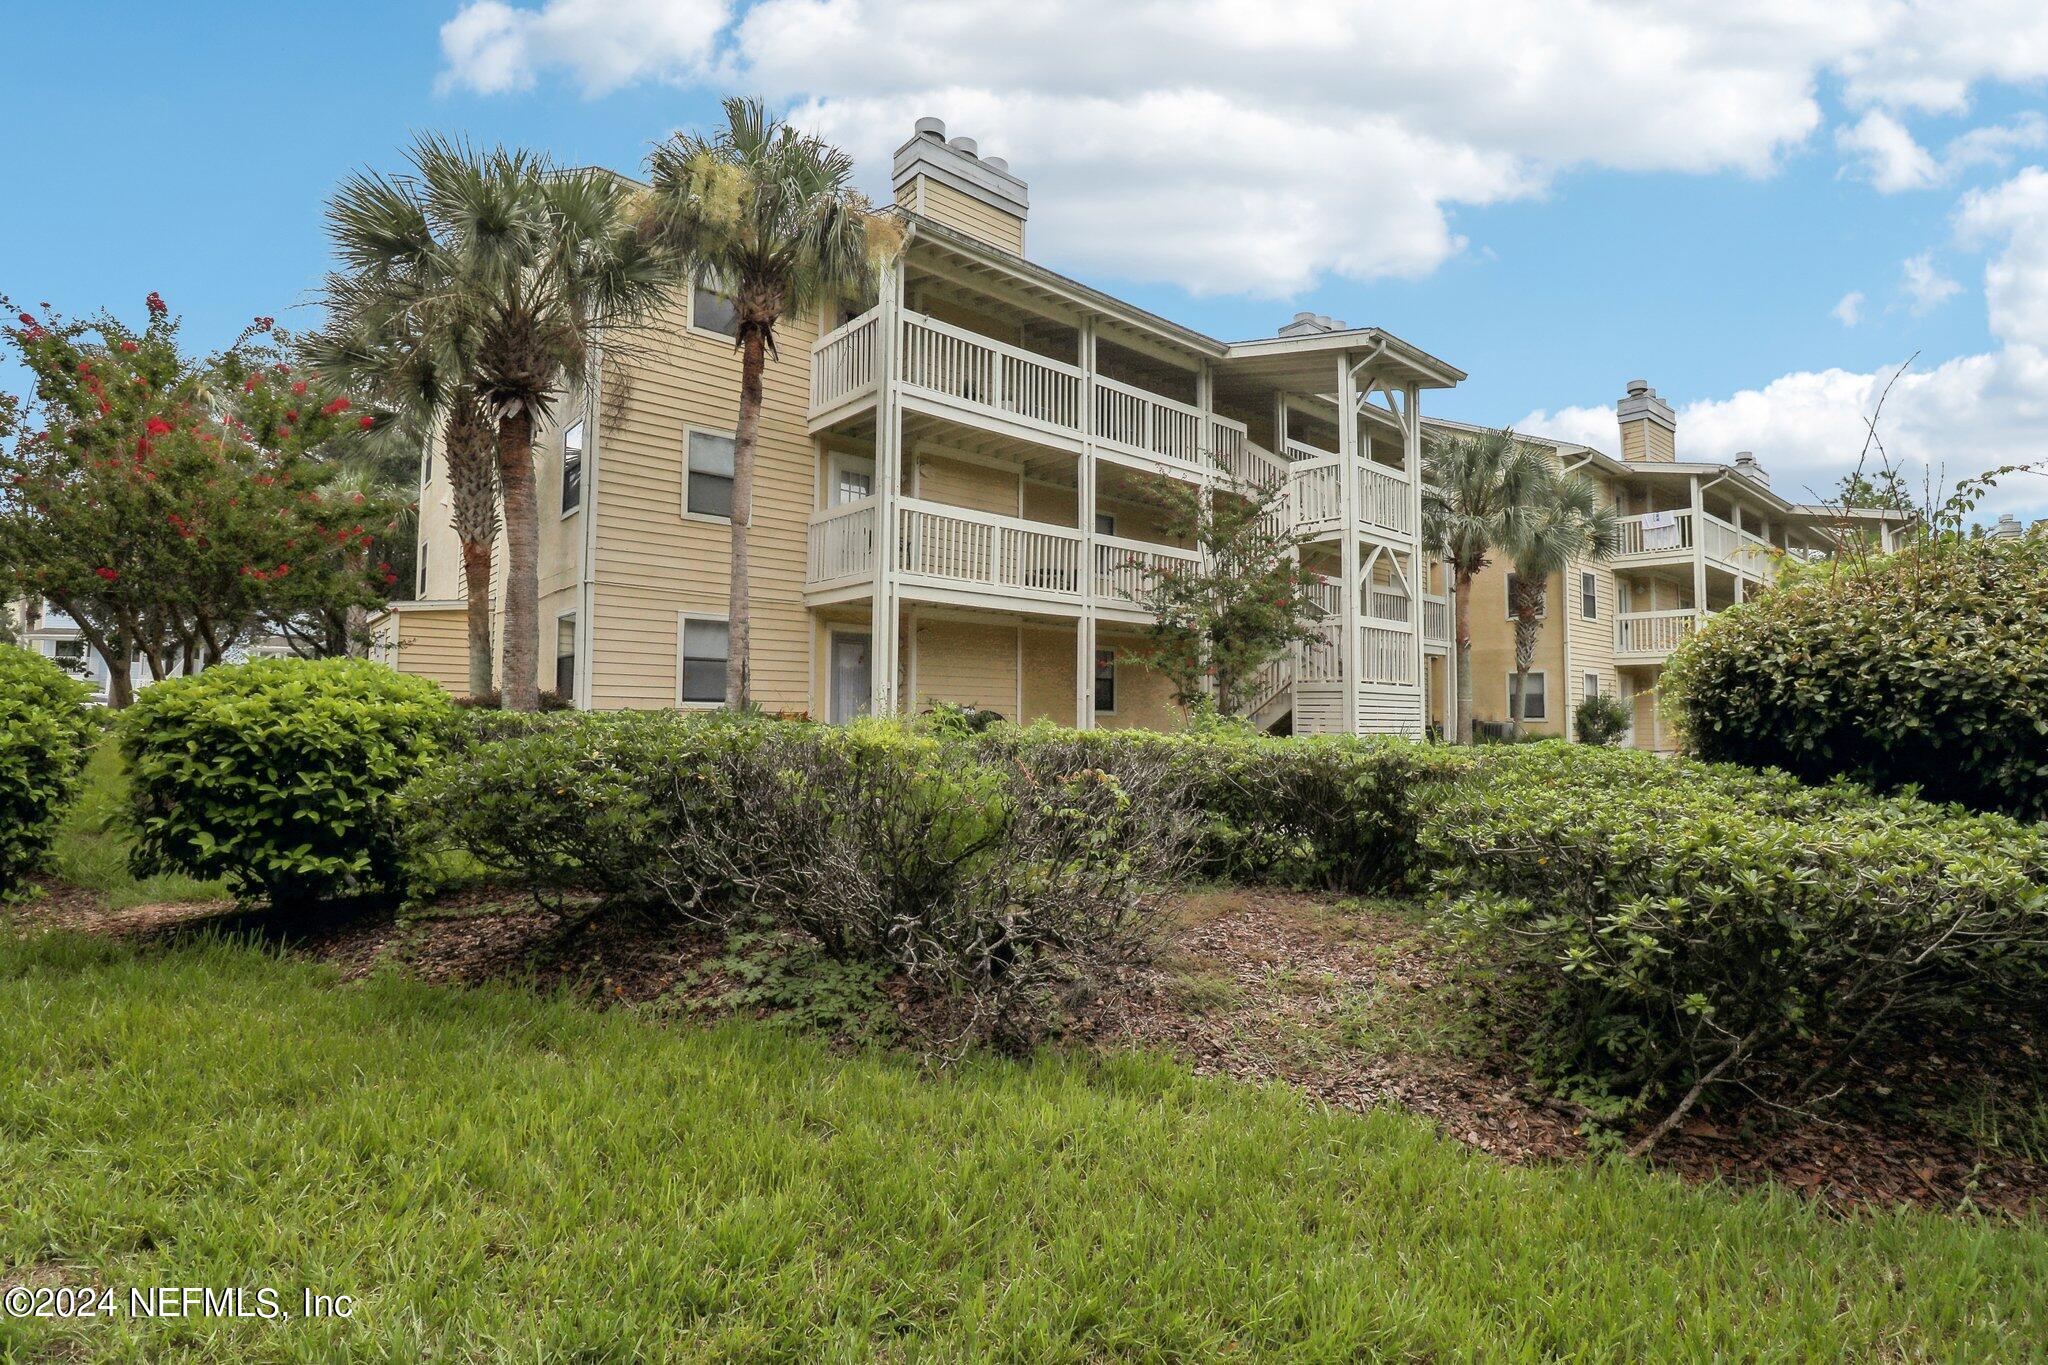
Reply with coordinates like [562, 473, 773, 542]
[811, 307, 1289, 485]
[1614, 509, 1779, 577]
[1423, 594, 1450, 649]
[805, 496, 1199, 616]
[1615, 608, 1702, 661]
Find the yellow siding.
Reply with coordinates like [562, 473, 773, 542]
[1620, 417, 1675, 462]
[1465, 558, 1566, 734]
[586, 301, 823, 713]
[386, 608, 469, 693]
[914, 452, 1020, 516]
[913, 618, 1021, 717]
[1095, 633, 1183, 732]
[1020, 626, 1078, 724]
[1022, 481, 1078, 526]
[903, 177, 1026, 255]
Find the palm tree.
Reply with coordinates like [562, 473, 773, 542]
[1501, 464, 1621, 737]
[643, 98, 901, 710]
[304, 271, 500, 696]
[1422, 428, 1549, 743]
[322, 135, 670, 710]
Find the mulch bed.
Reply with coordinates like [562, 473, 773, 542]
[10, 880, 2045, 1219]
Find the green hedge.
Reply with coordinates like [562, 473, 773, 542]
[978, 721, 1475, 894]
[119, 658, 456, 904]
[1663, 536, 2048, 820]
[1422, 743, 2048, 1119]
[0, 644, 96, 901]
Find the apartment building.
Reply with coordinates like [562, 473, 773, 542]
[1440, 382, 1910, 748]
[379, 119, 1465, 737]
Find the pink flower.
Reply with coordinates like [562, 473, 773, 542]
[95, 566, 119, 580]
[291, 381, 307, 396]
[145, 292, 166, 315]
[119, 340, 138, 353]
[322, 397, 349, 416]
[358, 415, 374, 429]
[145, 416, 173, 436]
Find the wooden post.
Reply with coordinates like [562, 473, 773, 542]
[871, 262, 905, 717]
[1336, 357, 1362, 735]
[1688, 475, 1707, 619]
[1077, 315, 1097, 729]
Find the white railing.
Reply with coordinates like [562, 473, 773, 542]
[898, 311, 1083, 433]
[1368, 587, 1412, 623]
[805, 499, 879, 584]
[1291, 460, 1343, 530]
[1211, 419, 1285, 486]
[1616, 509, 1695, 557]
[1361, 625, 1416, 684]
[1300, 620, 1344, 682]
[896, 497, 1083, 598]
[809, 310, 879, 414]
[1358, 461, 1413, 535]
[1094, 535, 1199, 605]
[1243, 654, 1292, 718]
[1094, 375, 1204, 467]
[1285, 439, 1336, 463]
[1423, 595, 1450, 645]
[1615, 609, 1701, 657]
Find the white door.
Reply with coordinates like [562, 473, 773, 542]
[830, 632, 872, 723]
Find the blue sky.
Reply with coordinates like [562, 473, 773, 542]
[7, 2, 2045, 517]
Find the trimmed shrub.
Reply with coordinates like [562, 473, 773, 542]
[119, 658, 456, 904]
[401, 708, 773, 911]
[1572, 693, 1630, 746]
[982, 721, 1475, 893]
[410, 712, 1194, 1047]
[0, 644, 96, 900]
[1424, 743, 2048, 1130]
[1663, 536, 2048, 820]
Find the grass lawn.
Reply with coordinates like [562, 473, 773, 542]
[49, 744, 225, 909]
[1, 933, 2043, 1361]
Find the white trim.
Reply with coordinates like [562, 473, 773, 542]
[1507, 668, 1549, 722]
[676, 610, 733, 709]
[685, 273, 742, 343]
[559, 417, 585, 520]
[681, 423, 738, 524]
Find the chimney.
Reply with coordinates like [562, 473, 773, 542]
[1275, 312, 1350, 337]
[892, 117, 1029, 255]
[1617, 379, 1677, 462]
[1989, 512, 2024, 539]
[1732, 450, 1769, 487]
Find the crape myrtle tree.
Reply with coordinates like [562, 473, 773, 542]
[0, 294, 400, 704]
[643, 97, 902, 711]
[1134, 478, 1322, 718]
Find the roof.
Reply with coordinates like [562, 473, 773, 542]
[900, 212, 1464, 389]
[1418, 415, 1917, 526]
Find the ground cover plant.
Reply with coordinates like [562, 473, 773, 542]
[1, 930, 2044, 1361]
[1664, 534, 2048, 820]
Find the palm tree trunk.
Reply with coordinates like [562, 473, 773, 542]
[459, 538, 494, 698]
[1453, 570, 1475, 744]
[496, 409, 540, 712]
[726, 328, 766, 710]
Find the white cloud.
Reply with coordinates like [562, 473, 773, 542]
[436, 0, 2048, 293]
[1520, 165, 2048, 522]
[1837, 111, 1942, 191]
[1832, 290, 1866, 326]
[1839, 109, 2048, 192]
[1900, 252, 1963, 313]
[438, 0, 727, 96]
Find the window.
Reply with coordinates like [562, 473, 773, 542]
[1504, 572, 1546, 618]
[690, 273, 740, 339]
[830, 454, 874, 505]
[1580, 571, 1598, 620]
[422, 448, 432, 487]
[54, 638, 87, 676]
[554, 613, 577, 702]
[1584, 672, 1600, 700]
[418, 541, 428, 596]
[679, 617, 730, 705]
[686, 429, 736, 519]
[561, 420, 584, 513]
[1508, 671, 1547, 721]
[1094, 648, 1117, 714]
[1094, 512, 1117, 537]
